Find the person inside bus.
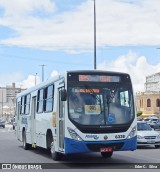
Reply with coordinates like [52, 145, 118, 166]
[106, 94, 126, 124]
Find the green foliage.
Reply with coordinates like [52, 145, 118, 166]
[137, 111, 142, 117]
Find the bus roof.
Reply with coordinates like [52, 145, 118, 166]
[67, 70, 129, 75]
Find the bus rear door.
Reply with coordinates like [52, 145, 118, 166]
[31, 96, 36, 147]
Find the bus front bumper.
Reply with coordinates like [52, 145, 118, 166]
[64, 137, 137, 154]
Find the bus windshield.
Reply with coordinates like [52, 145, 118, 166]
[68, 83, 134, 126]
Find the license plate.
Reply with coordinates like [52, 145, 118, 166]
[100, 147, 113, 152]
[147, 140, 155, 143]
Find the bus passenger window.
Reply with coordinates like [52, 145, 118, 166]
[37, 89, 44, 113]
[45, 85, 54, 112]
[21, 96, 25, 114]
[25, 94, 30, 114]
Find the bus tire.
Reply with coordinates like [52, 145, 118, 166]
[101, 151, 113, 158]
[22, 131, 30, 150]
[46, 130, 53, 150]
[50, 142, 60, 161]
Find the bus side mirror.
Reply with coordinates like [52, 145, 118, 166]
[61, 89, 67, 101]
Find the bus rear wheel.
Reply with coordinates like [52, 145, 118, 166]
[101, 151, 113, 158]
[50, 142, 61, 161]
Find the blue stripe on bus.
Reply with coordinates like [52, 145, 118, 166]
[64, 137, 137, 154]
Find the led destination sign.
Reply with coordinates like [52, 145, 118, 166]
[79, 75, 120, 82]
[74, 88, 100, 93]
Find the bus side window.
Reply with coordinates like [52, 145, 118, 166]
[37, 89, 44, 113]
[25, 94, 31, 114]
[21, 96, 25, 115]
[45, 85, 54, 112]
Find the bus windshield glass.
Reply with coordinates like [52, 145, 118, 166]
[68, 75, 134, 126]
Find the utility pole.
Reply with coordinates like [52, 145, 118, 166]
[94, 0, 97, 70]
[35, 73, 37, 86]
[39, 64, 46, 82]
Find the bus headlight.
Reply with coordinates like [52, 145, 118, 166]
[127, 126, 136, 139]
[67, 127, 83, 141]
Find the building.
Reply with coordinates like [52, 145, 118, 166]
[145, 72, 160, 92]
[136, 72, 160, 119]
[0, 87, 7, 117]
[6, 83, 23, 103]
[136, 91, 160, 118]
[0, 83, 26, 120]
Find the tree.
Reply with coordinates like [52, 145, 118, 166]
[137, 111, 142, 117]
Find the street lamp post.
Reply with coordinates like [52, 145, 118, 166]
[94, 0, 97, 70]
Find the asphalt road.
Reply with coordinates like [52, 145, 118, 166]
[0, 125, 160, 172]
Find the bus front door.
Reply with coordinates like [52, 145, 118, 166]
[57, 87, 65, 152]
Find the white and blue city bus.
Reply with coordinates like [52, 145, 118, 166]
[15, 70, 137, 160]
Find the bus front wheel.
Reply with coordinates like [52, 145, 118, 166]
[50, 142, 60, 161]
[101, 151, 113, 158]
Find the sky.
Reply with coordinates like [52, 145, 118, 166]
[0, 0, 160, 92]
